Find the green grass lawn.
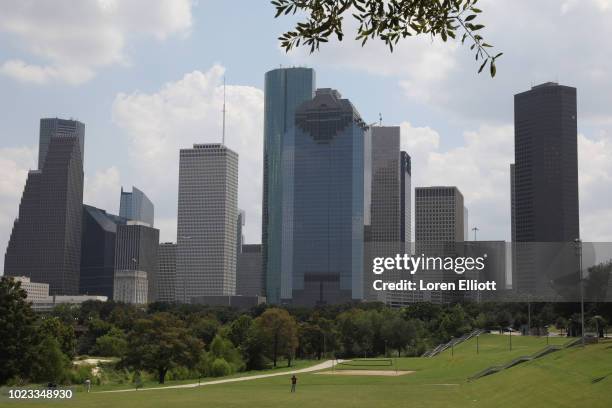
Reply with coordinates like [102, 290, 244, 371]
[3, 337, 610, 408]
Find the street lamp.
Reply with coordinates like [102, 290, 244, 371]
[574, 238, 585, 347]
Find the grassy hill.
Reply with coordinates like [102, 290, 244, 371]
[3, 336, 610, 408]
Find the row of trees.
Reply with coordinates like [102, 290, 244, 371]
[2, 276, 611, 385]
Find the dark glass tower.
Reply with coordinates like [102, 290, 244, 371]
[290, 88, 366, 306]
[80, 205, 125, 298]
[262, 67, 315, 304]
[512, 82, 580, 296]
[513, 82, 579, 242]
[5, 119, 85, 295]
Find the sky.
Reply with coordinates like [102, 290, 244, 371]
[2, 0, 612, 275]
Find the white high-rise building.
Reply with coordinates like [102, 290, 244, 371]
[176, 144, 239, 303]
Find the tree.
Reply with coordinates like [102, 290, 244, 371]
[381, 315, 415, 357]
[30, 337, 70, 384]
[272, 0, 502, 76]
[39, 316, 76, 358]
[0, 277, 39, 384]
[227, 314, 253, 349]
[256, 308, 299, 367]
[92, 327, 128, 357]
[122, 313, 204, 384]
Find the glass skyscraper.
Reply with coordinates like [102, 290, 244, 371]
[119, 186, 154, 227]
[262, 67, 315, 304]
[289, 88, 366, 306]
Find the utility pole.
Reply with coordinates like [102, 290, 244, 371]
[574, 238, 585, 347]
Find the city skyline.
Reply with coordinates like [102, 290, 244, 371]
[3, 2, 612, 276]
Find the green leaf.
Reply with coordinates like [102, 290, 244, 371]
[490, 61, 497, 77]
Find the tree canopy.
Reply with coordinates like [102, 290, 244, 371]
[272, 0, 502, 76]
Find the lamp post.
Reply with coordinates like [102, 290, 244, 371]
[574, 238, 585, 347]
[508, 327, 513, 351]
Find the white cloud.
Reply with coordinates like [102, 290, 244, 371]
[84, 166, 122, 214]
[0, 146, 37, 275]
[401, 123, 514, 240]
[112, 65, 264, 244]
[0, 0, 193, 85]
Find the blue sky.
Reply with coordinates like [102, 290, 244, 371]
[2, 0, 612, 274]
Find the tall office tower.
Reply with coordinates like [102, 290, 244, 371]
[262, 67, 316, 304]
[514, 82, 579, 242]
[236, 244, 264, 297]
[114, 222, 159, 303]
[157, 242, 177, 303]
[415, 186, 465, 303]
[5, 119, 84, 295]
[38, 118, 85, 170]
[513, 82, 579, 297]
[80, 205, 126, 298]
[286, 88, 366, 306]
[119, 186, 154, 226]
[176, 144, 239, 303]
[364, 126, 412, 303]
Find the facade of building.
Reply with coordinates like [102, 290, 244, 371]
[158, 242, 177, 303]
[12, 276, 50, 302]
[513, 82, 579, 242]
[236, 244, 263, 297]
[80, 205, 125, 298]
[5, 119, 84, 295]
[364, 126, 412, 304]
[119, 186, 154, 227]
[176, 144, 239, 302]
[31, 295, 107, 312]
[285, 88, 366, 306]
[415, 186, 465, 303]
[114, 222, 159, 303]
[38, 118, 85, 170]
[262, 67, 316, 304]
[513, 82, 580, 296]
[113, 270, 148, 304]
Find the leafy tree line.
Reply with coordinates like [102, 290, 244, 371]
[2, 276, 611, 386]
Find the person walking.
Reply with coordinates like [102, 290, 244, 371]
[290, 374, 297, 393]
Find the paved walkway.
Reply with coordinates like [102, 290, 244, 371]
[99, 360, 342, 393]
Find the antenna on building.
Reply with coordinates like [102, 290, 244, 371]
[222, 76, 227, 145]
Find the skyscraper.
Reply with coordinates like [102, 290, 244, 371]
[415, 186, 465, 303]
[114, 222, 159, 303]
[513, 82, 579, 242]
[262, 67, 315, 304]
[176, 144, 239, 302]
[38, 118, 85, 170]
[119, 186, 154, 227]
[80, 205, 126, 298]
[5, 119, 84, 295]
[288, 88, 366, 306]
[158, 242, 177, 303]
[512, 82, 580, 297]
[364, 126, 411, 304]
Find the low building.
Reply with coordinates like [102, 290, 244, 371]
[12, 276, 49, 302]
[31, 295, 107, 312]
[190, 295, 266, 309]
[113, 270, 148, 304]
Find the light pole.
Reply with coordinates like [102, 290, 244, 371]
[508, 327, 512, 351]
[574, 238, 585, 347]
[472, 227, 479, 241]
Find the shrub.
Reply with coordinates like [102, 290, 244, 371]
[209, 358, 231, 377]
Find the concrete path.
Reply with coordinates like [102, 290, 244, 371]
[99, 360, 343, 393]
